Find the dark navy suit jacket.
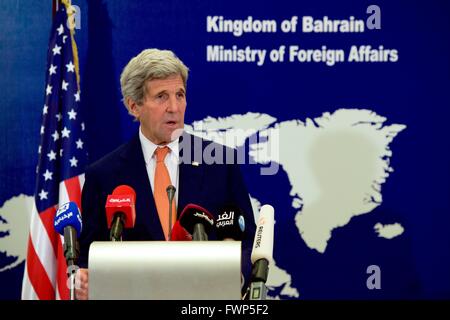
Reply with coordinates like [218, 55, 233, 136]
[78, 132, 256, 289]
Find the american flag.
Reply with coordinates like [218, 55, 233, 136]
[21, 1, 87, 300]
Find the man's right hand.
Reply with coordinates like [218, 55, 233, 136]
[75, 268, 89, 300]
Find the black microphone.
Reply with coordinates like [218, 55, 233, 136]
[166, 185, 176, 240]
[54, 202, 82, 267]
[179, 204, 215, 241]
[215, 205, 246, 241]
[216, 205, 247, 294]
[53, 201, 82, 300]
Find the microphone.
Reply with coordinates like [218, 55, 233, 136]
[216, 205, 247, 293]
[178, 203, 215, 241]
[247, 204, 274, 300]
[54, 201, 82, 300]
[54, 201, 82, 266]
[215, 205, 246, 241]
[105, 185, 136, 241]
[166, 185, 176, 240]
[170, 220, 192, 241]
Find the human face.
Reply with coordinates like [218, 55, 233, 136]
[130, 74, 186, 145]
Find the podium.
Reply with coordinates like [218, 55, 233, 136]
[88, 241, 242, 300]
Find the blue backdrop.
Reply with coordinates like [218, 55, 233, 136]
[1, 0, 449, 299]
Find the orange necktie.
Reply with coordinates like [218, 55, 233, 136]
[154, 146, 176, 240]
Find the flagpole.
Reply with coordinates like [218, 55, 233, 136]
[52, 0, 58, 18]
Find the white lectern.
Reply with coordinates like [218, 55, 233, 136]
[88, 241, 242, 300]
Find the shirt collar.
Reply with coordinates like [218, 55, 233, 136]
[139, 126, 180, 164]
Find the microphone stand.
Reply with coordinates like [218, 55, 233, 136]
[193, 223, 208, 241]
[248, 259, 269, 300]
[69, 269, 76, 300]
[110, 213, 125, 241]
[166, 185, 176, 240]
[63, 227, 79, 300]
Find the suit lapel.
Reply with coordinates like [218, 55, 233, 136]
[177, 133, 205, 216]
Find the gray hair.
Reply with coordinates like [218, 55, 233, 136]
[120, 48, 189, 115]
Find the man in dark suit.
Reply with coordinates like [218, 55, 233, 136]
[75, 48, 256, 299]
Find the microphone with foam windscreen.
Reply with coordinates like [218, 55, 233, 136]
[247, 204, 274, 300]
[54, 201, 82, 267]
[170, 220, 192, 241]
[178, 203, 215, 241]
[54, 201, 82, 300]
[216, 205, 247, 293]
[105, 185, 136, 241]
[215, 205, 246, 241]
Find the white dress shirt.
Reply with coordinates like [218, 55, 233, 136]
[139, 127, 179, 207]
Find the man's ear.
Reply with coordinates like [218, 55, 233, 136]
[127, 97, 140, 119]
